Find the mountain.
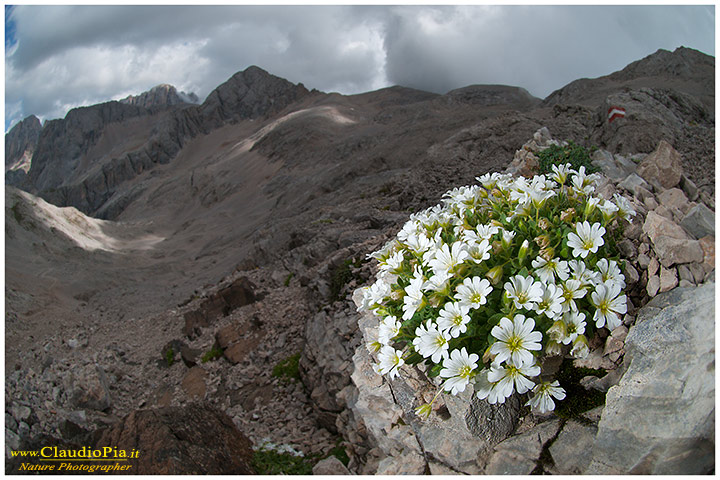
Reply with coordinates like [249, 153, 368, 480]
[4, 48, 715, 474]
[120, 83, 199, 108]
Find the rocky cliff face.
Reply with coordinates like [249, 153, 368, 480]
[5, 114, 41, 183]
[120, 83, 199, 108]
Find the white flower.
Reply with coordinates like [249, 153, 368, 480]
[501, 229, 516, 248]
[532, 255, 569, 284]
[378, 316, 402, 345]
[571, 166, 596, 195]
[590, 281, 627, 330]
[380, 250, 404, 273]
[489, 314, 543, 366]
[455, 276, 493, 309]
[361, 279, 391, 311]
[569, 259, 600, 287]
[598, 199, 619, 219]
[413, 321, 451, 363]
[559, 278, 587, 313]
[475, 223, 500, 240]
[551, 163, 574, 185]
[374, 345, 405, 379]
[595, 258, 626, 289]
[426, 270, 452, 293]
[402, 272, 426, 320]
[504, 275, 543, 310]
[437, 302, 471, 338]
[397, 220, 421, 243]
[613, 193, 637, 220]
[405, 232, 433, 255]
[526, 381, 566, 413]
[440, 348, 479, 395]
[561, 311, 586, 345]
[487, 357, 541, 399]
[567, 221, 605, 258]
[534, 283, 564, 319]
[465, 237, 492, 264]
[427, 241, 469, 276]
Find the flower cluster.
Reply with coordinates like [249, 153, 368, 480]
[357, 164, 635, 415]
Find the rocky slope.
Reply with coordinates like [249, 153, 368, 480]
[5, 46, 715, 474]
[4, 115, 41, 185]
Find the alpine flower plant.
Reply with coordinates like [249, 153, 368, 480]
[357, 164, 635, 416]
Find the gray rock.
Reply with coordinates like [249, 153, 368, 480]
[592, 150, 626, 182]
[587, 282, 715, 474]
[484, 419, 560, 474]
[623, 263, 640, 286]
[646, 275, 660, 297]
[11, 405, 31, 423]
[679, 174, 699, 201]
[5, 428, 21, 453]
[312, 455, 351, 475]
[680, 203, 715, 239]
[549, 420, 598, 474]
[376, 451, 426, 475]
[618, 173, 651, 197]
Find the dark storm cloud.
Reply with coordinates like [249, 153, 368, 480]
[4, 5, 714, 131]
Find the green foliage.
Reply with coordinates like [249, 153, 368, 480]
[284, 272, 294, 287]
[329, 257, 364, 302]
[164, 346, 175, 367]
[326, 444, 350, 466]
[537, 141, 598, 175]
[272, 352, 301, 381]
[251, 449, 314, 475]
[553, 361, 607, 419]
[201, 345, 224, 363]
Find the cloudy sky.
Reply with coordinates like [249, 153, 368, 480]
[4, 4, 715, 131]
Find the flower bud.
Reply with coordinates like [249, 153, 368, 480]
[518, 239, 530, 262]
[540, 246, 555, 261]
[538, 217, 551, 230]
[482, 345, 494, 364]
[560, 208, 575, 223]
[415, 403, 433, 419]
[570, 334, 589, 359]
[485, 265, 504, 285]
[534, 234, 550, 249]
[545, 340, 563, 356]
[547, 320, 566, 343]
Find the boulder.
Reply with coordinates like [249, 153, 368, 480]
[94, 404, 255, 474]
[586, 282, 715, 474]
[680, 203, 715, 239]
[548, 419, 598, 474]
[656, 188, 691, 214]
[651, 236, 704, 268]
[312, 455, 351, 475]
[617, 173, 651, 197]
[643, 211, 688, 241]
[635, 140, 684, 191]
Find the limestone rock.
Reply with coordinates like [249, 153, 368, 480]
[636, 140, 684, 190]
[657, 188, 691, 214]
[484, 418, 560, 474]
[658, 266, 678, 292]
[586, 282, 715, 474]
[651, 235, 704, 267]
[94, 404, 255, 474]
[549, 420, 598, 474]
[312, 455, 351, 475]
[617, 173, 651, 197]
[699, 235, 715, 274]
[643, 210, 688, 241]
[680, 203, 715, 239]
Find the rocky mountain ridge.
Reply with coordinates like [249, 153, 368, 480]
[5, 46, 715, 474]
[120, 83, 199, 108]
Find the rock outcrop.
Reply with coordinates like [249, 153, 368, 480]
[5, 115, 41, 185]
[93, 404, 255, 474]
[586, 281, 715, 474]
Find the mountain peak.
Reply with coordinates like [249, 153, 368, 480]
[5, 114, 42, 175]
[120, 84, 199, 108]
